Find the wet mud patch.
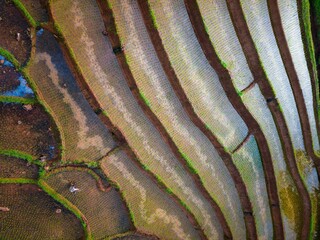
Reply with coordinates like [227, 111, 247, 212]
[0, 66, 20, 93]
[0, 0, 32, 64]
[0, 183, 85, 240]
[0, 102, 60, 160]
[0, 56, 34, 97]
[0, 155, 38, 179]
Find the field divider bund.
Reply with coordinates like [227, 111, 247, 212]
[183, 0, 289, 238]
[267, 0, 320, 173]
[226, 0, 312, 238]
[96, 1, 230, 239]
[44, 1, 208, 238]
[297, 0, 320, 155]
[137, 1, 263, 239]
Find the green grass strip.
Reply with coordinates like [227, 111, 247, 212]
[0, 178, 37, 184]
[12, 0, 38, 28]
[149, 8, 159, 29]
[38, 179, 92, 240]
[0, 149, 46, 167]
[17, 69, 66, 162]
[139, 91, 151, 107]
[43, 166, 101, 183]
[0, 96, 36, 104]
[0, 149, 36, 162]
[178, 150, 199, 175]
[0, 49, 37, 95]
[306, 0, 320, 122]
[0, 48, 20, 68]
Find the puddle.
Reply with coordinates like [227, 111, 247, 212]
[0, 55, 14, 67]
[36, 28, 44, 36]
[0, 55, 34, 97]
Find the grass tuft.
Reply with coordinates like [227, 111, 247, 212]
[178, 150, 198, 175]
[0, 178, 37, 184]
[139, 91, 151, 107]
[0, 96, 37, 104]
[149, 8, 159, 29]
[0, 149, 35, 162]
[12, 0, 38, 27]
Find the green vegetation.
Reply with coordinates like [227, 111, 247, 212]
[139, 91, 151, 107]
[106, 0, 113, 10]
[0, 149, 35, 162]
[294, 150, 319, 237]
[0, 48, 20, 68]
[149, 8, 159, 29]
[53, 22, 64, 38]
[142, 164, 150, 171]
[204, 24, 209, 34]
[220, 60, 228, 69]
[12, 0, 38, 27]
[308, 0, 320, 121]
[179, 199, 192, 214]
[0, 178, 37, 184]
[0, 96, 36, 104]
[237, 90, 244, 97]
[38, 179, 92, 239]
[154, 174, 174, 195]
[278, 171, 303, 235]
[178, 150, 198, 175]
[0, 149, 48, 167]
[43, 166, 102, 183]
[86, 161, 100, 168]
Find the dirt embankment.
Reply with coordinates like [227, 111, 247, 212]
[226, 0, 311, 238]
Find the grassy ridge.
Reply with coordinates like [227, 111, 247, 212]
[12, 0, 38, 27]
[0, 96, 36, 104]
[38, 179, 92, 239]
[0, 48, 20, 68]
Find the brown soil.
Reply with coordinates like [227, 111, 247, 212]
[0, 183, 85, 240]
[0, 0, 32, 65]
[0, 65, 20, 93]
[20, 0, 49, 23]
[0, 102, 60, 160]
[0, 155, 38, 178]
[226, 0, 311, 238]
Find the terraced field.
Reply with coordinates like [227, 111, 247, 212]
[1, 0, 320, 239]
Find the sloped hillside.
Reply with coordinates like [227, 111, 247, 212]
[0, 0, 320, 239]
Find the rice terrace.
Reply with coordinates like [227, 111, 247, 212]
[1, 0, 320, 239]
